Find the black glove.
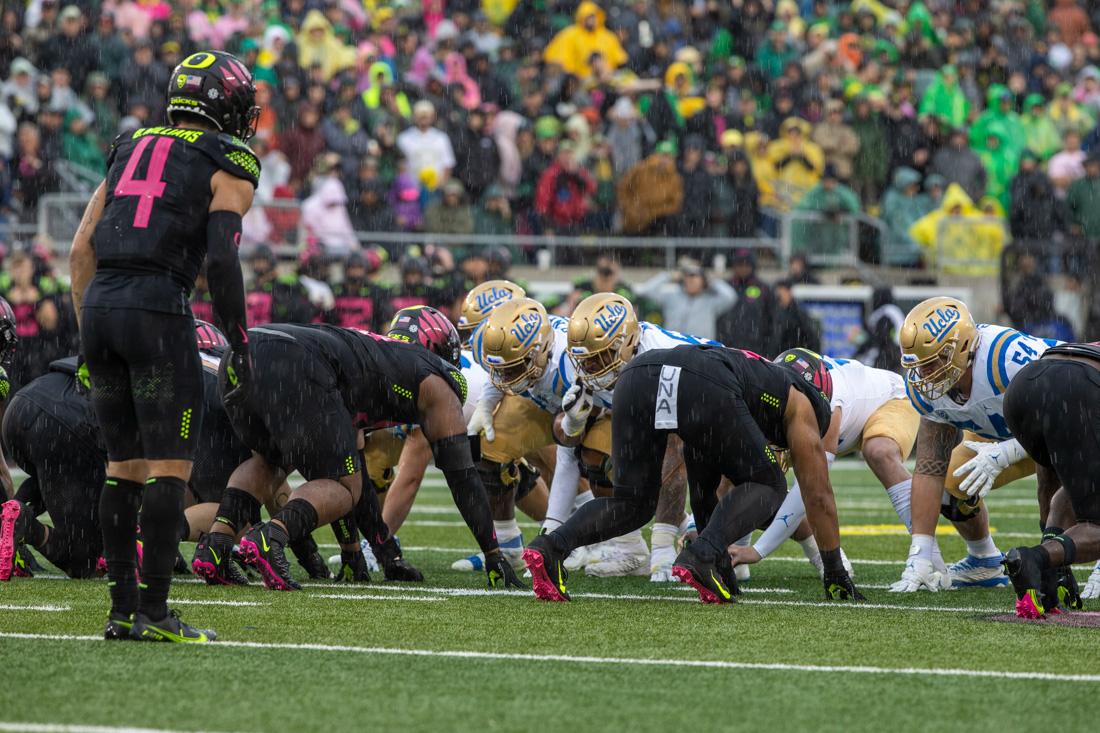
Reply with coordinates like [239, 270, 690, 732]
[821, 548, 865, 601]
[486, 551, 526, 589]
[223, 344, 253, 407]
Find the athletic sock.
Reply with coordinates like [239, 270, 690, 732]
[137, 477, 187, 621]
[797, 534, 820, 560]
[965, 535, 1001, 559]
[273, 498, 319, 544]
[214, 487, 261, 534]
[494, 518, 521, 544]
[885, 479, 912, 532]
[678, 513, 696, 537]
[909, 533, 935, 563]
[99, 477, 143, 615]
[650, 522, 678, 550]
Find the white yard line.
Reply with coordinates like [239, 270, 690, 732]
[2, 632, 1098, 684]
[0, 724, 243, 733]
[167, 599, 266, 607]
[0, 604, 69, 612]
[311, 593, 445, 603]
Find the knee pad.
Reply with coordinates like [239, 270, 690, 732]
[577, 447, 613, 489]
[515, 458, 541, 502]
[940, 493, 981, 522]
[477, 460, 515, 498]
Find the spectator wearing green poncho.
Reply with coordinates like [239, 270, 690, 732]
[60, 108, 105, 175]
[791, 164, 861, 257]
[969, 84, 1025, 161]
[918, 64, 969, 129]
[975, 120, 1019, 210]
[755, 22, 800, 80]
[1020, 94, 1061, 160]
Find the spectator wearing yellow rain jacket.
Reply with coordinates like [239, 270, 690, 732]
[766, 117, 824, 208]
[297, 10, 356, 81]
[909, 183, 1005, 274]
[542, 1, 627, 79]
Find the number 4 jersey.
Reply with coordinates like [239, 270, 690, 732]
[905, 323, 1059, 440]
[86, 126, 260, 315]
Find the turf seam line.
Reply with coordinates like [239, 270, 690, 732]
[3, 634, 1099, 684]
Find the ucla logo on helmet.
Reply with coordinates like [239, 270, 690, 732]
[922, 306, 960, 342]
[593, 302, 628, 334]
[475, 287, 512, 315]
[510, 311, 542, 347]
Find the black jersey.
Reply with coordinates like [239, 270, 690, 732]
[248, 323, 467, 426]
[86, 126, 260, 315]
[6, 358, 102, 457]
[190, 352, 250, 501]
[624, 345, 832, 447]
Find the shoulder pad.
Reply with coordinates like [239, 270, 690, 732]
[48, 356, 81, 377]
[206, 133, 261, 188]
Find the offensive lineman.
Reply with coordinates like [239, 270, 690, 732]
[66, 50, 259, 642]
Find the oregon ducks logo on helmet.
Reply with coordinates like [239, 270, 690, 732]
[476, 298, 553, 394]
[567, 293, 640, 391]
[458, 280, 525, 343]
[899, 296, 979, 400]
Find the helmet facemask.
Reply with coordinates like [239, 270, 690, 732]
[905, 336, 966, 400]
[570, 335, 634, 391]
[489, 339, 551, 395]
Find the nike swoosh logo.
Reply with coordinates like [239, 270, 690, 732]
[710, 571, 731, 600]
[209, 548, 220, 564]
[260, 533, 270, 552]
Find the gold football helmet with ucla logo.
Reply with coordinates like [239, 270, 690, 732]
[458, 280, 526, 343]
[567, 293, 641, 390]
[899, 296, 980, 400]
[475, 298, 553, 394]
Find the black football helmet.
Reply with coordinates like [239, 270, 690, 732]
[387, 306, 462, 366]
[195, 319, 229, 354]
[0, 297, 15, 365]
[166, 50, 260, 141]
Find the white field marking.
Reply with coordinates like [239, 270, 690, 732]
[0, 603, 70, 612]
[398, 519, 542, 528]
[4, 632, 1099, 684]
[315, 583, 793, 597]
[167, 599, 266, 607]
[312, 593, 445, 602]
[0, 723, 245, 733]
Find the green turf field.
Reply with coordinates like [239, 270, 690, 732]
[1, 463, 1098, 733]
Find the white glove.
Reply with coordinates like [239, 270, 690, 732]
[467, 400, 496, 442]
[952, 439, 1027, 499]
[889, 557, 947, 592]
[560, 384, 594, 437]
[1082, 561, 1100, 600]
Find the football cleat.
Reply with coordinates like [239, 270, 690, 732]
[1005, 547, 1049, 619]
[586, 535, 649, 577]
[1082, 561, 1100, 600]
[948, 554, 1009, 588]
[239, 523, 300, 591]
[335, 550, 372, 583]
[173, 550, 191, 575]
[889, 557, 949, 592]
[672, 543, 736, 604]
[1056, 565, 1083, 611]
[374, 537, 424, 582]
[130, 609, 216, 643]
[289, 535, 332, 579]
[564, 543, 600, 571]
[523, 534, 570, 601]
[0, 500, 30, 581]
[104, 612, 134, 641]
[650, 544, 677, 582]
[13, 546, 40, 577]
[192, 533, 248, 586]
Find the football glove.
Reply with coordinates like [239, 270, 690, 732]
[560, 383, 594, 437]
[1082, 561, 1100, 600]
[953, 439, 1027, 499]
[222, 344, 253, 407]
[467, 400, 496, 442]
[821, 548, 864, 600]
[486, 551, 526, 589]
[889, 557, 948, 592]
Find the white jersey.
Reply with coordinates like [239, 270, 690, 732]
[474, 314, 575, 413]
[823, 356, 907, 455]
[590, 322, 719, 409]
[905, 324, 1059, 440]
[459, 349, 489, 423]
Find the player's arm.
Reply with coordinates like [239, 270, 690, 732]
[418, 374, 523, 588]
[207, 170, 252, 347]
[380, 428, 433, 534]
[68, 180, 107, 326]
[910, 417, 959, 537]
[951, 437, 1028, 499]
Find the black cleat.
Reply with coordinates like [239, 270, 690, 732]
[1055, 565, 1082, 611]
[13, 546, 40, 578]
[104, 611, 134, 641]
[239, 523, 300, 591]
[522, 534, 570, 601]
[375, 536, 424, 582]
[289, 536, 333, 580]
[192, 533, 249, 586]
[672, 542, 737, 604]
[1005, 547, 1049, 618]
[335, 550, 372, 583]
[174, 549, 191, 575]
[715, 553, 743, 597]
[130, 609, 216, 643]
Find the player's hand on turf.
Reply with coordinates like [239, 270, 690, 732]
[888, 557, 946, 593]
[223, 345, 253, 407]
[467, 400, 496, 442]
[1083, 561, 1100, 600]
[953, 439, 1026, 499]
[561, 384, 594, 437]
[727, 544, 762, 567]
[823, 568, 865, 601]
[486, 551, 526, 589]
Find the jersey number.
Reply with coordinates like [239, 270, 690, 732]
[115, 136, 174, 229]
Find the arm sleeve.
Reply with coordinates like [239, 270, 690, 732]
[752, 479, 806, 558]
[431, 434, 500, 554]
[205, 210, 249, 348]
[545, 445, 582, 528]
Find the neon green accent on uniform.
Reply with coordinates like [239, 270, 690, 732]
[393, 384, 413, 400]
[345, 455, 356, 475]
[710, 572, 731, 599]
[225, 150, 260, 180]
[105, 479, 118, 486]
[209, 548, 221, 564]
[181, 52, 217, 69]
[140, 624, 211, 643]
[76, 362, 92, 391]
[764, 446, 776, 464]
[761, 393, 780, 408]
[451, 370, 468, 404]
[145, 478, 157, 484]
[180, 408, 193, 439]
[132, 126, 204, 142]
[139, 583, 148, 589]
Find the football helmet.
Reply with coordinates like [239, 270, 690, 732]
[773, 347, 833, 403]
[387, 305, 462, 366]
[167, 51, 260, 141]
[194, 319, 229, 353]
[0, 297, 16, 365]
[475, 298, 552, 394]
[458, 280, 526, 343]
[899, 296, 979, 400]
[567, 293, 640, 391]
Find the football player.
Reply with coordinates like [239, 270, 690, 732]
[524, 345, 862, 603]
[68, 50, 258, 642]
[728, 348, 927, 579]
[553, 292, 716, 580]
[896, 296, 1062, 592]
[1002, 342, 1100, 616]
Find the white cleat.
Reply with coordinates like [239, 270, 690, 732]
[649, 545, 676, 582]
[564, 544, 596, 571]
[586, 536, 650, 577]
[889, 557, 949, 592]
[1082, 561, 1100, 599]
[947, 554, 1009, 588]
[806, 548, 855, 579]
